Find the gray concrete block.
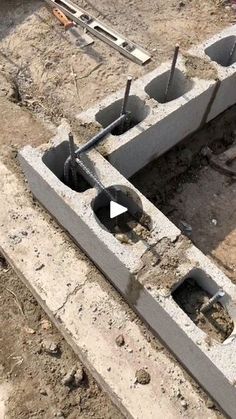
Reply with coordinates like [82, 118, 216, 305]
[2, 161, 216, 419]
[189, 25, 236, 122]
[78, 58, 216, 177]
[19, 118, 236, 418]
[77, 25, 236, 178]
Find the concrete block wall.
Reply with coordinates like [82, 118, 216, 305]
[20, 118, 236, 417]
[189, 26, 236, 122]
[19, 26, 236, 418]
[78, 25, 236, 178]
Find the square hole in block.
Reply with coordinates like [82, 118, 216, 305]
[145, 68, 194, 103]
[172, 277, 233, 343]
[205, 36, 236, 67]
[42, 141, 92, 193]
[95, 95, 150, 136]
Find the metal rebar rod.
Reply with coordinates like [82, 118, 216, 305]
[121, 76, 132, 115]
[77, 114, 126, 155]
[164, 44, 179, 102]
[64, 77, 132, 183]
[64, 114, 126, 184]
[75, 157, 114, 200]
[200, 289, 225, 314]
[119, 76, 132, 134]
[68, 132, 79, 190]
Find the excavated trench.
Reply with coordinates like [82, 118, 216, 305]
[131, 105, 236, 341]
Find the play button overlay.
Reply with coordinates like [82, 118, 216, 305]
[93, 185, 147, 234]
[110, 201, 128, 219]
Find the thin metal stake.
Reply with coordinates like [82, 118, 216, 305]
[200, 288, 225, 314]
[164, 44, 179, 102]
[68, 132, 79, 190]
[121, 76, 132, 115]
[119, 76, 132, 134]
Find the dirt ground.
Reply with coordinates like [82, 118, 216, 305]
[0, 0, 235, 127]
[1, 0, 236, 417]
[132, 105, 236, 287]
[0, 257, 123, 419]
[0, 98, 124, 418]
[131, 105, 236, 344]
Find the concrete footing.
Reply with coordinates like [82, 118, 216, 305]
[19, 25, 236, 418]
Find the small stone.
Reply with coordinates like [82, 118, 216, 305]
[62, 367, 84, 387]
[115, 334, 125, 347]
[206, 399, 215, 409]
[176, 389, 181, 398]
[39, 389, 47, 396]
[62, 368, 76, 386]
[40, 319, 52, 331]
[135, 369, 151, 385]
[180, 399, 188, 409]
[116, 234, 129, 244]
[24, 326, 35, 335]
[54, 411, 64, 418]
[42, 338, 59, 355]
[74, 368, 84, 386]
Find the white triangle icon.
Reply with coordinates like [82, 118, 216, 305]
[110, 201, 128, 219]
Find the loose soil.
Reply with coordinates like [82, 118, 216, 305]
[184, 54, 218, 79]
[0, 0, 236, 417]
[0, 0, 235, 127]
[132, 105, 236, 286]
[132, 105, 236, 342]
[0, 257, 123, 419]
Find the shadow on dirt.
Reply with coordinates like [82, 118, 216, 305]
[0, 0, 43, 42]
